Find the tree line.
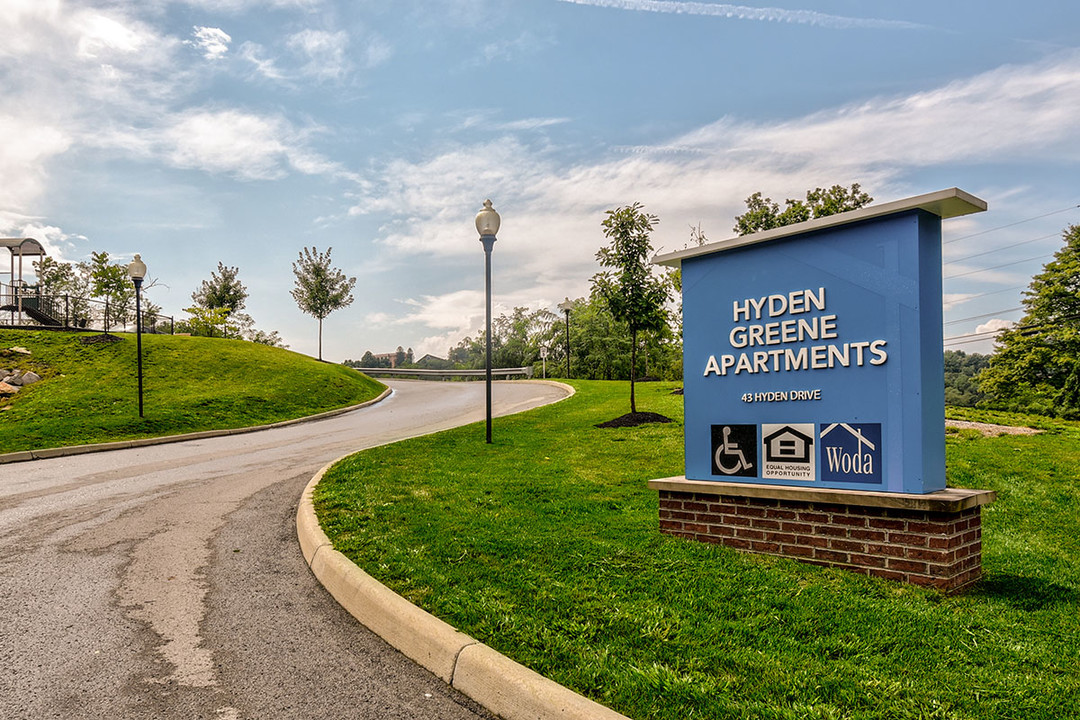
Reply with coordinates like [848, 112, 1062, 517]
[355, 184, 1079, 421]
[31, 184, 1078, 420]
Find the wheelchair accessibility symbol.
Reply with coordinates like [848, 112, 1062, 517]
[710, 424, 758, 478]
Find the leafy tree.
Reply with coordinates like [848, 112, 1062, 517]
[84, 252, 137, 330]
[88, 251, 135, 328]
[290, 246, 356, 361]
[734, 183, 873, 235]
[493, 306, 556, 369]
[943, 350, 990, 407]
[563, 295, 630, 381]
[33, 256, 74, 295]
[979, 224, 1080, 417]
[182, 306, 232, 338]
[445, 307, 559, 373]
[448, 334, 484, 368]
[192, 262, 248, 314]
[190, 262, 248, 336]
[591, 203, 671, 413]
[33, 256, 94, 325]
[248, 329, 288, 348]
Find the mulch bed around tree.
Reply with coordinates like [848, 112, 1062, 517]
[78, 334, 123, 345]
[595, 411, 673, 428]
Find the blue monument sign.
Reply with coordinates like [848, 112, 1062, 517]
[654, 189, 987, 494]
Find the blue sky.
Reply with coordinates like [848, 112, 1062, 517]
[3, 0, 1079, 360]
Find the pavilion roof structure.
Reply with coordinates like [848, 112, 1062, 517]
[2, 238, 48, 287]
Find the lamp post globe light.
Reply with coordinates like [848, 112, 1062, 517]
[557, 297, 573, 379]
[475, 199, 501, 444]
[127, 254, 147, 418]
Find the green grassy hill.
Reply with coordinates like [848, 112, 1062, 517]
[0, 329, 385, 454]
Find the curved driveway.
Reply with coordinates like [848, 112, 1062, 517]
[0, 379, 568, 720]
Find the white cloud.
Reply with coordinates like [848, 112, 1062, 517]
[0, 115, 71, 212]
[362, 35, 393, 69]
[163, 110, 291, 180]
[159, 108, 352, 181]
[347, 51, 1080, 342]
[557, 0, 926, 30]
[355, 51, 1080, 255]
[287, 29, 350, 81]
[402, 282, 583, 358]
[187, 26, 232, 61]
[942, 293, 976, 312]
[11, 223, 86, 263]
[176, 0, 322, 11]
[975, 318, 1016, 335]
[75, 12, 149, 57]
[241, 27, 389, 84]
[477, 30, 556, 65]
[238, 41, 286, 80]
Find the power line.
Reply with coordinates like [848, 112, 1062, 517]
[943, 333, 1001, 348]
[942, 313, 1080, 346]
[943, 284, 1027, 302]
[943, 232, 1059, 266]
[943, 253, 1053, 280]
[943, 307, 1023, 326]
[944, 203, 1080, 244]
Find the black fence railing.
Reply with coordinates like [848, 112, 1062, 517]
[355, 367, 534, 380]
[1, 282, 173, 334]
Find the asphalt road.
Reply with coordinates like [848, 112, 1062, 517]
[0, 379, 569, 720]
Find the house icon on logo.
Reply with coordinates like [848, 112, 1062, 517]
[763, 425, 814, 463]
[820, 423, 877, 451]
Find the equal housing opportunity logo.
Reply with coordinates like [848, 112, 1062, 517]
[761, 423, 815, 481]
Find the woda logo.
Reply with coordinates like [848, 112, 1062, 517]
[818, 423, 882, 485]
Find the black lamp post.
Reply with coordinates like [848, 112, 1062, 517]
[475, 199, 501, 444]
[127, 254, 146, 418]
[557, 297, 573, 379]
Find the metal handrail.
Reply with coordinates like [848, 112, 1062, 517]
[0, 282, 173, 334]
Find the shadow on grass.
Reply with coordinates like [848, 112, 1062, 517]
[971, 573, 1079, 611]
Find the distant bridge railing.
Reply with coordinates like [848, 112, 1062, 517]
[354, 367, 533, 380]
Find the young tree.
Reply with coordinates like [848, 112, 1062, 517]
[192, 261, 248, 313]
[290, 246, 356, 361]
[191, 262, 248, 337]
[89, 251, 135, 329]
[979, 224, 1080, 417]
[592, 202, 671, 414]
[734, 183, 873, 235]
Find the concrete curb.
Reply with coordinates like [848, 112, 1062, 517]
[297, 466, 628, 720]
[0, 386, 393, 465]
[296, 380, 629, 720]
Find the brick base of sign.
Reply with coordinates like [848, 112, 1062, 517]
[648, 477, 996, 593]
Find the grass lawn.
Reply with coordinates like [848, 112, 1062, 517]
[0, 329, 384, 453]
[315, 380, 1080, 720]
